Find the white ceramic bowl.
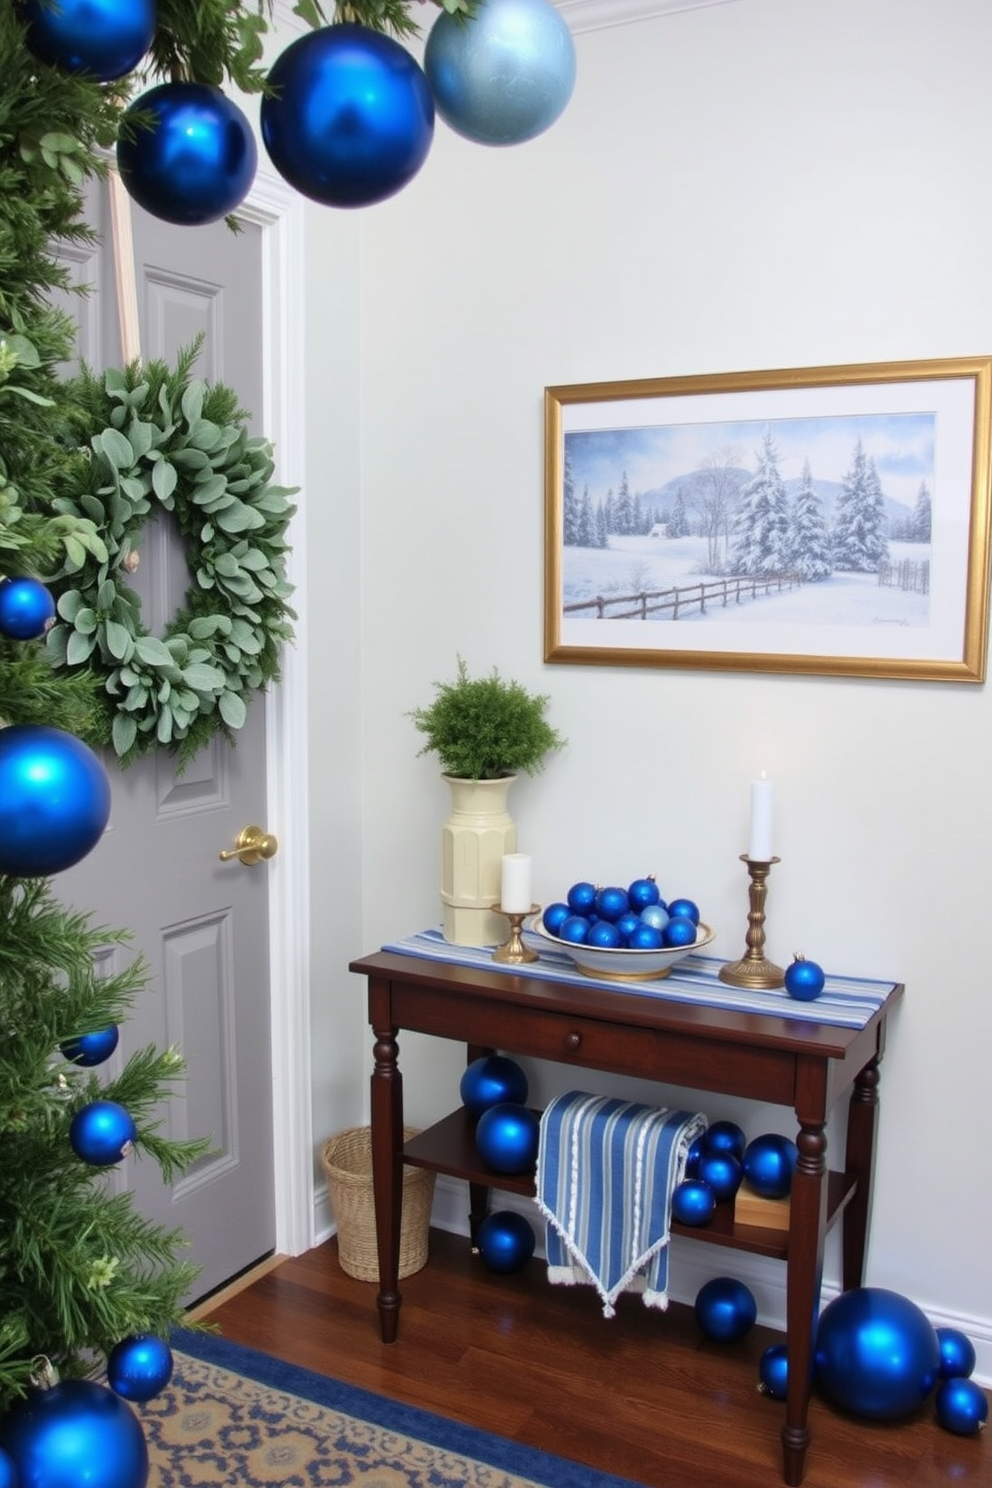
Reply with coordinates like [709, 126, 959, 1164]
[532, 916, 715, 981]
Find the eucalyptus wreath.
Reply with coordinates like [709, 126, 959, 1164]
[45, 343, 296, 769]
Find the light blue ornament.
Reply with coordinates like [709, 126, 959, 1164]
[425, 0, 576, 147]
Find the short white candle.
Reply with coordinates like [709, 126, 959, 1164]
[501, 853, 532, 913]
[748, 774, 774, 861]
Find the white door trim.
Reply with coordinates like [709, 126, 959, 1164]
[238, 167, 315, 1260]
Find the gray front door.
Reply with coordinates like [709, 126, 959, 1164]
[52, 179, 277, 1302]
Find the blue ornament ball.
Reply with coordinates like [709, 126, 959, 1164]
[594, 885, 629, 922]
[107, 1336, 174, 1403]
[666, 897, 700, 925]
[261, 25, 434, 209]
[936, 1327, 977, 1380]
[695, 1277, 757, 1343]
[460, 1055, 528, 1117]
[0, 577, 56, 641]
[705, 1120, 747, 1162]
[476, 1210, 535, 1273]
[662, 915, 697, 948]
[424, 0, 576, 147]
[759, 1343, 789, 1400]
[0, 1379, 148, 1488]
[475, 1102, 539, 1174]
[19, 0, 155, 81]
[69, 1099, 137, 1167]
[117, 83, 257, 226]
[683, 1131, 706, 1178]
[784, 955, 826, 1002]
[587, 920, 621, 949]
[558, 914, 590, 944]
[934, 1376, 988, 1436]
[542, 902, 570, 935]
[742, 1133, 798, 1200]
[814, 1287, 941, 1420]
[60, 1025, 120, 1068]
[0, 724, 111, 877]
[566, 881, 596, 915]
[697, 1150, 742, 1202]
[627, 876, 661, 912]
[628, 922, 664, 950]
[639, 903, 669, 932]
[671, 1178, 716, 1227]
[0, 1447, 16, 1488]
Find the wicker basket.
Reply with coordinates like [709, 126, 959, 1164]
[321, 1126, 436, 1282]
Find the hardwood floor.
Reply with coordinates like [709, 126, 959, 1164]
[198, 1228, 989, 1488]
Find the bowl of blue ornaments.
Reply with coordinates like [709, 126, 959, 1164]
[533, 876, 714, 980]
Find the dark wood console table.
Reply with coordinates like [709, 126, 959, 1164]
[351, 946, 903, 1486]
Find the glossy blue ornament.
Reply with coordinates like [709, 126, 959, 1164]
[60, 1025, 120, 1067]
[759, 1343, 789, 1399]
[697, 1150, 742, 1202]
[742, 1133, 798, 1200]
[69, 1099, 137, 1167]
[117, 83, 257, 226]
[425, 0, 575, 147]
[476, 1210, 535, 1273]
[671, 1178, 715, 1227]
[558, 914, 589, 944]
[594, 885, 628, 922]
[261, 25, 434, 209]
[935, 1326, 977, 1380]
[934, 1377, 988, 1436]
[627, 876, 661, 912]
[566, 881, 596, 914]
[705, 1120, 747, 1161]
[695, 1277, 757, 1343]
[814, 1287, 941, 1420]
[0, 577, 56, 641]
[784, 955, 825, 1002]
[542, 902, 570, 936]
[460, 1055, 528, 1116]
[107, 1336, 174, 1403]
[0, 1379, 148, 1488]
[667, 897, 700, 925]
[663, 915, 696, 948]
[475, 1102, 539, 1174]
[0, 1446, 15, 1488]
[0, 724, 111, 877]
[684, 1131, 706, 1177]
[19, 0, 155, 81]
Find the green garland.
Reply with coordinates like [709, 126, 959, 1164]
[45, 345, 296, 769]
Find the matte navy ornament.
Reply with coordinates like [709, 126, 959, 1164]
[0, 724, 110, 877]
[695, 1276, 757, 1343]
[936, 1326, 977, 1379]
[935, 1377, 988, 1436]
[671, 1178, 716, 1227]
[69, 1099, 137, 1167]
[475, 1102, 539, 1174]
[476, 1210, 535, 1273]
[107, 1336, 174, 1403]
[814, 1287, 941, 1420]
[117, 83, 257, 226]
[424, 0, 575, 147]
[0, 1379, 148, 1488]
[60, 1025, 120, 1068]
[460, 1055, 528, 1116]
[0, 577, 56, 640]
[261, 25, 434, 209]
[784, 954, 825, 1002]
[19, 0, 155, 81]
[742, 1133, 798, 1200]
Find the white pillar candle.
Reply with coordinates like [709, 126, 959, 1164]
[501, 853, 532, 913]
[748, 774, 774, 861]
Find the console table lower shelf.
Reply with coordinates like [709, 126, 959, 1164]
[351, 947, 904, 1487]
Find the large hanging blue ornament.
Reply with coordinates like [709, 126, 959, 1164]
[476, 1210, 535, 1273]
[69, 1099, 137, 1166]
[694, 1276, 757, 1343]
[460, 1054, 528, 1116]
[814, 1287, 941, 1420]
[18, 0, 156, 82]
[117, 83, 257, 226]
[424, 0, 576, 147]
[261, 24, 435, 209]
[0, 577, 56, 641]
[107, 1336, 174, 1403]
[0, 724, 111, 877]
[60, 1025, 120, 1067]
[0, 1379, 148, 1488]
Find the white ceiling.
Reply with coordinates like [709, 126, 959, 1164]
[552, 0, 740, 33]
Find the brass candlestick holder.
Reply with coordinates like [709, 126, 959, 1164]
[718, 856, 785, 989]
[491, 903, 540, 964]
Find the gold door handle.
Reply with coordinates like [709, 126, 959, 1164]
[219, 825, 278, 866]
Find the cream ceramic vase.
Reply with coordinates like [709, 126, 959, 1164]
[440, 774, 516, 946]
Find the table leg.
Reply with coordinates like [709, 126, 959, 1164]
[466, 1043, 495, 1247]
[370, 1016, 404, 1343]
[781, 1118, 828, 1486]
[842, 1055, 881, 1291]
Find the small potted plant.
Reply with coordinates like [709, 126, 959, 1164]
[409, 658, 565, 946]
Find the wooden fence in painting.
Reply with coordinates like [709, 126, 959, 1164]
[563, 571, 803, 621]
[877, 559, 930, 595]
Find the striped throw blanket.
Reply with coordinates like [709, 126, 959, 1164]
[536, 1091, 706, 1318]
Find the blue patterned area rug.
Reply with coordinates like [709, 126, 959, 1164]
[142, 1328, 647, 1488]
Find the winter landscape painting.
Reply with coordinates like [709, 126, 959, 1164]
[544, 358, 992, 681]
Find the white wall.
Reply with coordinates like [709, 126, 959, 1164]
[305, 0, 992, 1375]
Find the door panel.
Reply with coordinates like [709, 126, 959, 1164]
[51, 180, 276, 1301]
